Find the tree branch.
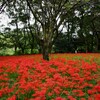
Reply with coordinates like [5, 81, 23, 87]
[26, 0, 44, 27]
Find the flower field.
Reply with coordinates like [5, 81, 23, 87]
[0, 53, 100, 100]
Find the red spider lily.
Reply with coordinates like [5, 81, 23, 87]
[0, 53, 100, 99]
[0, 90, 2, 97]
[68, 96, 76, 100]
[55, 97, 66, 100]
[94, 94, 100, 100]
[7, 95, 16, 100]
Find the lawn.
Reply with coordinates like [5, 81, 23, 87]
[0, 53, 100, 100]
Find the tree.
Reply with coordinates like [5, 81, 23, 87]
[0, 0, 96, 60]
[72, 0, 100, 52]
[25, 0, 92, 60]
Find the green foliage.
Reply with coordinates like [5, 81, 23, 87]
[14, 50, 23, 55]
[24, 49, 31, 54]
[0, 48, 14, 56]
[88, 79, 97, 85]
[18, 90, 35, 100]
[54, 34, 75, 53]
[32, 49, 39, 54]
[8, 72, 19, 88]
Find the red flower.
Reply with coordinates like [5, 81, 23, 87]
[0, 91, 2, 97]
[68, 96, 76, 100]
[94, 86, 100, 92]
[80, 98, 86, 100]
[88, 89, 96, 95]
[55, 97, 66, 100]
[94, 94, 100, 100]
[7, 95, 16, 100]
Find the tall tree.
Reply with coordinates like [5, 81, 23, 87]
[25, 0, 91, 60]
[0, 0, 93, 60]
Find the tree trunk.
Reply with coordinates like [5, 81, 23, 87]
[91, 34, 94, 52]
[31, 48, 33, 54]
[21, 48, 24, 54]
[42, 44, 49, 61]
[31, 46, 33, 54]
[98, 39, 100, 51]
[40, 40, 51, 61]
[15, 46, 17, 53]
[96, 38, 100, 52]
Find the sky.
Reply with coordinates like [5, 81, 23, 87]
[0, 12, 25, 32]
[0, 13, 11, 31]
[0, 9, 79, 33]
[0, 13, 67, 33]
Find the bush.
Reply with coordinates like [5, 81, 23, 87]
[33, 49, 39, 54]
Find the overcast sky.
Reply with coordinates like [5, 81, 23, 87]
[0, 13, 10, 31]
[0, 13, 24, 32]
[0, 9, 72, 34]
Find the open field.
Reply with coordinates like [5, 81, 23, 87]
[0, 53, 100, 100]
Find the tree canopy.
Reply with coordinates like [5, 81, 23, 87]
[0, 0, 100, 60]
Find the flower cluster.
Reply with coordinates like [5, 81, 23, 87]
[0, 53, 100, 100]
